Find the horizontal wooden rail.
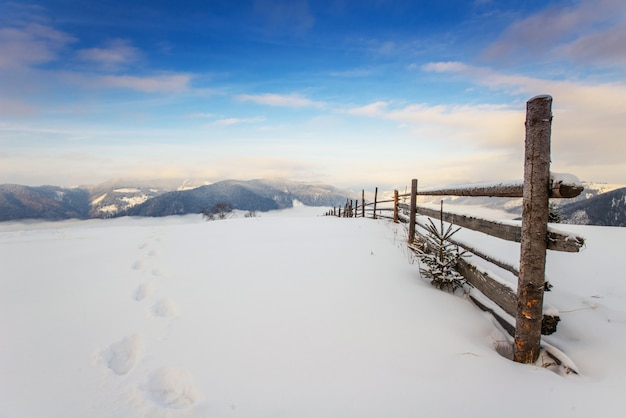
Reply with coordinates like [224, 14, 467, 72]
[450, 237, 519, 277]
[398, 203, 584, 253]
[373, 198, 396, 204]
[410, 175, 583, 199]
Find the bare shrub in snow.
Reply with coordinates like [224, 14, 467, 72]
[201, 202, 234, 221]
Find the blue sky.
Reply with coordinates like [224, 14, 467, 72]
[1, 0, 625, 190]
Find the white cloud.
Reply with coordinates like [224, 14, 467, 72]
[0, 23, 75, 69]
[422, 61, 626, 111]
[96, 74, 192, 93]
[76, 39, 140, 70]
[561, 21, 626, 69]
[482, 0, 626, 69]
[213, 117, 266, 126]
[237, 93, 323, 108]
[346, 101, 389, 117]
[184, 112, 215, 119]
[348, 97, 521, 149]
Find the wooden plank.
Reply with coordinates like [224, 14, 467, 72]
[547, 230, 585, 252]
[454, 257, 518, 318]
[417, 184, 523, 198]
[407, 203, 521, 241]
[448, 236, 519, 276]
[398, 203, 584, 252]
[415, 175, 582, 199]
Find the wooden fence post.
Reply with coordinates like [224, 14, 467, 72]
[408, 179, 417, 243]
[373, 187, 378, 219]
[362, 190, 365, 218]
[514, 95, 552, 364]
[393, 190, 399, 223]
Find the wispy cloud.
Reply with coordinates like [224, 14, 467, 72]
[0, 23, 75, 69]
[346, 101, 389, 117]
[562, 21, 626, 69]
[76, 39, 140, 70]
[213, 117, 266, 126]
[482, 0, 626, 70]
[349, 99, 522, 149]
[237, 93, 323, 108]
[422, 61, 626, 110]
[184, 112, 215, 119]
[95, 74, 192, 93]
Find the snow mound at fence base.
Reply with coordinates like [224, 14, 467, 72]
[1, 207, 625, 417]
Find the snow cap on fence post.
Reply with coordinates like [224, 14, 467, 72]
[514, 94, 552, 364]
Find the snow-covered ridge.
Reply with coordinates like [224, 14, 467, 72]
[113, 188, 141, 193]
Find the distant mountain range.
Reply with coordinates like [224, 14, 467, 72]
[1, 179, 624, 226]
[0, 184, 91, 221]
[559, 187, 626, 227]
[0, 178, 351, 222]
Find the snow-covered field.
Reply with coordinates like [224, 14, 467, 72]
[1, 205, 625, 417]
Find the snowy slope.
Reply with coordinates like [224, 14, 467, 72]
[1, 207, 625, 417]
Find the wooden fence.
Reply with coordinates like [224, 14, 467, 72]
[326, 95, 585, 364]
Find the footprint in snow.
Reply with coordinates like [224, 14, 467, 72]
[132, 260, 145, 270]
[152, 299, 178, 318]
[101, 334, 143, 376]
[144, 367, 198, 409]
[134, 283, 154, 301]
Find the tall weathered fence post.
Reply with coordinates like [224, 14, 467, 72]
[361, 190, 365, 218]
[514, 95, 552, 364]
[408, 179, 417, 244]
[393, 190, 399, 223]
[373, 187, 378, 219]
